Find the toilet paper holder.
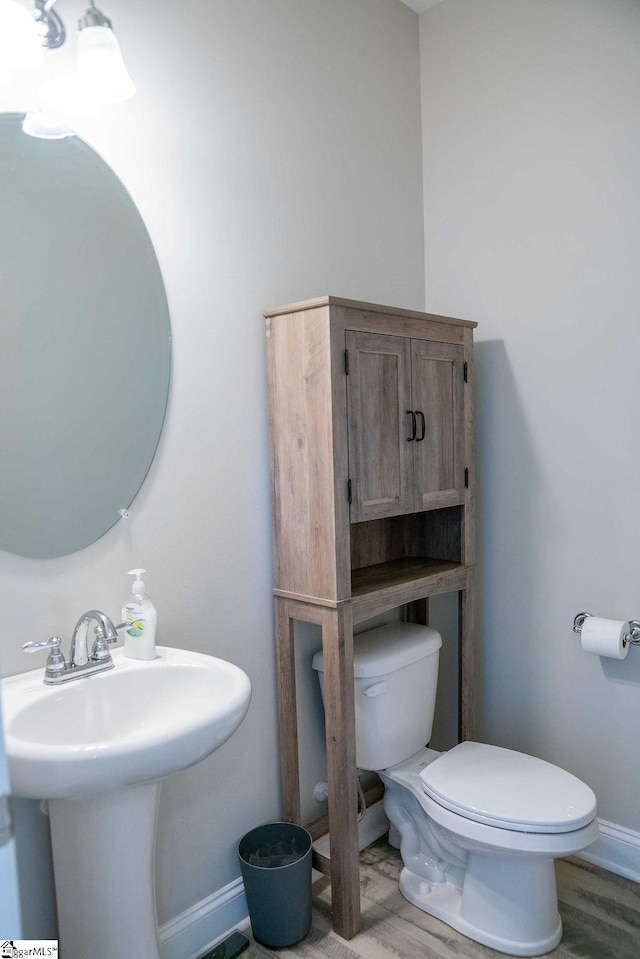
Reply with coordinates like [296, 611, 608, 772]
[573, 612, 640, 648]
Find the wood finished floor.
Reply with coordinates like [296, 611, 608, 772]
[245, 838, 640, 959]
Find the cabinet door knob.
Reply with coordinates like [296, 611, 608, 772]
[416, 410, 426, 442]
[406, 409, 417, 441]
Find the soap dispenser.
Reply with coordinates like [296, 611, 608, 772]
[122, 568, 157, 660]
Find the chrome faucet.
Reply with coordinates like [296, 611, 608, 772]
[23, 610, 121, 684]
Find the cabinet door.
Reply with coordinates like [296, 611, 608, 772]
[346, 331, 413, 522]
[411, 339, 465, 511]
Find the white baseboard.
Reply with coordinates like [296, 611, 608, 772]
[158, 802, 389, 959]
[158, 877, 250, 959]
[578, 818, 640, 884]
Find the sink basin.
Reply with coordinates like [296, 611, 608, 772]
[1, 646, 252, 799]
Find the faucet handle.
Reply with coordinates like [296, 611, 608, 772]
[23, 636, 66, 678]
[91, 632, 112, 661]
[90, 621, 129, 661]
[23, 636, 63, 653]
[101, 621, 132, 642]
[93, 618, 121, 646]
[90, 616, 125, 661]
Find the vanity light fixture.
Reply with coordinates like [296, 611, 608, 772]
[2, 0, 135, 104]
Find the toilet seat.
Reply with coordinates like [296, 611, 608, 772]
[419, 741, 597, 834]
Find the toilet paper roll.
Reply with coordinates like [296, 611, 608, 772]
[580, 617, 629, 660]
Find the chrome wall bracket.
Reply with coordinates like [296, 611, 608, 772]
[33, 0, 66, 48]
[572, 612, 592, 635]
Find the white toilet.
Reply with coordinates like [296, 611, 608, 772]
[312, 622, 599, 957]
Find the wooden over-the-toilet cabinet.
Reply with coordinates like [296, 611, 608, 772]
[265, 296, 477, 940]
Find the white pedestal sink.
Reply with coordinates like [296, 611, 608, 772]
[1, 646, 251, 959]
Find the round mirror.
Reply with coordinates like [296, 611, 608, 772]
[0, 114, 171, 559]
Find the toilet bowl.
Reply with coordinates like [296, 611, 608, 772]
[312, 622, 599, 957]
[381, 743, 598, 956]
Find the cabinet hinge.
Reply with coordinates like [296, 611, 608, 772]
[463, 361, 468, 383]
[464, 468, 469, 488]
[344, 349, 349, 375]
[347, 478, 353, 504]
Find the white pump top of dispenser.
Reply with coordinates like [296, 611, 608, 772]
[127, 568, 147, 600]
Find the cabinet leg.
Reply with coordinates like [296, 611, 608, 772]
[458, 569, 477, 742]
[320, 605, 361, 940]
[274, 597, 301, 823]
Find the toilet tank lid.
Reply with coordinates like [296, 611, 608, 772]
[312, 622, 442, 678]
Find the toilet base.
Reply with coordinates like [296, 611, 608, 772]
[399, 855, 562, 958]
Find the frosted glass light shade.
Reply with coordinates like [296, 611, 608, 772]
[77, 24, 135, 103]
[0, 0, 43, 76]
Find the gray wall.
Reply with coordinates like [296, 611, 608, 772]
[0, 0, 424, 932]
[420, 0, 640, 837]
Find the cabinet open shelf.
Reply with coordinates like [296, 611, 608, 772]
[351, 557, 467, 623]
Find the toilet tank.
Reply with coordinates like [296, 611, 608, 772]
[312, 622, 442, 771]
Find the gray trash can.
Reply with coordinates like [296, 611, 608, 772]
[238, 821, 312, 948]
